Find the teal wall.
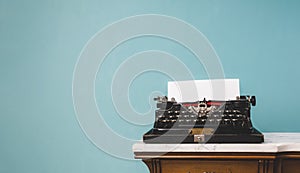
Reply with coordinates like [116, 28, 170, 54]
[1, 0, 300, 173]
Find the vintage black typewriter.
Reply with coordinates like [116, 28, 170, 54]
[143, 96, 264, 143]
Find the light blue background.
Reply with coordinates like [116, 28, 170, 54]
[1, 0, 300, 173]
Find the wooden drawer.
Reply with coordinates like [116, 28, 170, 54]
[161, 160, 261, 173]
[281, 159, 300, 173]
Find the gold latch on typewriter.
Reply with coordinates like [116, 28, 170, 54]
[190, 128, 214, 143]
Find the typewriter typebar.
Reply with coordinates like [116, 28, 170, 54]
[143, 96, 264, 143]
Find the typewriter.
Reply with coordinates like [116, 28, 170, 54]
[143, 96, 264, 143]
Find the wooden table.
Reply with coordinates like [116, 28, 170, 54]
[133, 133, 300, 173]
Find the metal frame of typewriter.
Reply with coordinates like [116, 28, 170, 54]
[143, 96, 264, 143]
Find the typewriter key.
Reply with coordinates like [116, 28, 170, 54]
[236, 114, 242, 118]
[208, 119, 215, 123]
[232, 119, 238, 126]
[185, 119, 192, 123]
[176, 115, 181, 118]
[183, 114, 189, 118]
[178, 119, 184, 123]
[221, 114, 227, 118]
[213, 114, 219, 118]
[168, 115, 174, 118]
[161, 119, 167, 123]
[224, 119, 231, 125]
[190, 114, 196, 118]
[157, 114, 164, 118]
[171, 119, 177, 123]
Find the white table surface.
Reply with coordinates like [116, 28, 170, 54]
[133, 133, 300, 153]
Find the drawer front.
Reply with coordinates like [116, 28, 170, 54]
[161, 160, 259, 173]
[281, 159, 300, 173]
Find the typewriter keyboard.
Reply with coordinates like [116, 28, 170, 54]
[154, 108, 250, 130]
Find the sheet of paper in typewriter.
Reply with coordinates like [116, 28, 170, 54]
[168, 79, 240, 102]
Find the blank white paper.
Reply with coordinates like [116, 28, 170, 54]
[168, 79, 240, 102]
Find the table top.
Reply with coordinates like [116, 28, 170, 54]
[133, 133, 300, 153]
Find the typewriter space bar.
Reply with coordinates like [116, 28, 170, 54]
[152, 128, 191, 134]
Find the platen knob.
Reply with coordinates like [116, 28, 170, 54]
[250, 96, 256, 106]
